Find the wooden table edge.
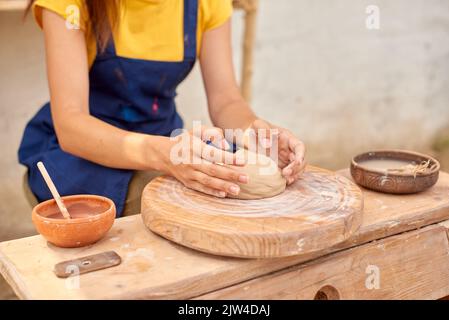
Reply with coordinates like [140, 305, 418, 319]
[0, 245, 32, 299]
[194, 223, 449, 299]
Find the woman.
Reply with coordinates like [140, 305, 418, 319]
[19, 0, 306, 216]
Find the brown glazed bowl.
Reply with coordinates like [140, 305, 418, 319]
[32, 195, 116, 248]
[350, 150, 440, 194]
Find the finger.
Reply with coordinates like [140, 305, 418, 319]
[285, 160, 307, 180]
[286, 163, 306, 185]
[290, 139, 306, 163]
[287, 170, 305, 186]
[259, 130, 276, 149]
[193, 171, 241, 196]
[198, 162, 249, 184]
[289, 152, 296, 162]
[287, 177, 295, 185]
[277, 158, 290, 169]
[278, 131, 290, 154]
[201, 144, 241, 165]
[186, 180, 227, 198]
[292, 158, 307, 176]
[250, 119, 279, 154]
[201, 126, 230, 150]
[282, 156, 304, 177]
[271, 148, 289, 168]
[282, 137, 306, 177]
[191, 136, 242, 165]
[279, 149, 291, 164]
[282, 161, 297, 177]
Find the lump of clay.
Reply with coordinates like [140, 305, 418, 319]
[228, 149, 286, 200]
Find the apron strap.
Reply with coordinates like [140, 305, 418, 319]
[93, 27, 117, 58]
[183, 0, 199, 61]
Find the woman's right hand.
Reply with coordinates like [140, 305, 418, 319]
[156, 127, 248, 198]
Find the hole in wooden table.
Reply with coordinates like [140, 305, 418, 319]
[314, 285, 340, 300]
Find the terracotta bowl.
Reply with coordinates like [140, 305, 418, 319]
[32, 195, 116, 248]
[350, 150, 440, 194]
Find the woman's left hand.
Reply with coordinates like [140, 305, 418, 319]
[247, 119, 306, 185]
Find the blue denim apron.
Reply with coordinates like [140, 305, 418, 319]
[18, 0, 198, 216]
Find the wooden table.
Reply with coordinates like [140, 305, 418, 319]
[1, 169, 449, 300]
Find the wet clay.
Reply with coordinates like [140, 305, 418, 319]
[228, 149, 286, 200]
[359, 159, 414, 171]
[41, 200, 109, 219]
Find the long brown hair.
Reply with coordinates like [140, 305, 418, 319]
[26, 0, 120, 52]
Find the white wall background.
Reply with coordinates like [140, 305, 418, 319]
[178, 0, 449, 167]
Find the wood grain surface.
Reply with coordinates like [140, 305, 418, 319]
[141, 166, 364, 258]
[198, 225, 449, 299]
[1, 170, 449, 299]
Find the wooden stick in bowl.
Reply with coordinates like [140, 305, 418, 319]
[37, 162, 71, 219]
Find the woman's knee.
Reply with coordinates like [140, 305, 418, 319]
[122, 171, 162, 217]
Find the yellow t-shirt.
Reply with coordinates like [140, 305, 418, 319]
[33, 0, 233, 67]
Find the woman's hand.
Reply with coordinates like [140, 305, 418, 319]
[156, 126, 248, 198]
[246, 119, 306, 185]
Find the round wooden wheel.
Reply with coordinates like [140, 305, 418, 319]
[141, 166, 363, 258]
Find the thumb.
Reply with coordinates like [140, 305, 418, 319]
[252, 119, 278, 149]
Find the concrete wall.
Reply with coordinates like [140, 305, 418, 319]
[1, 0, 449, 297]
[179, 0, 449, 167]
[0, 11, 47, 243]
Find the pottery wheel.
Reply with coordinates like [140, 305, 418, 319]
[141, 166, 363, 258]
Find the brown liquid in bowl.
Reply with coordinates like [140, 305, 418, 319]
[40, 200, 110, 219]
